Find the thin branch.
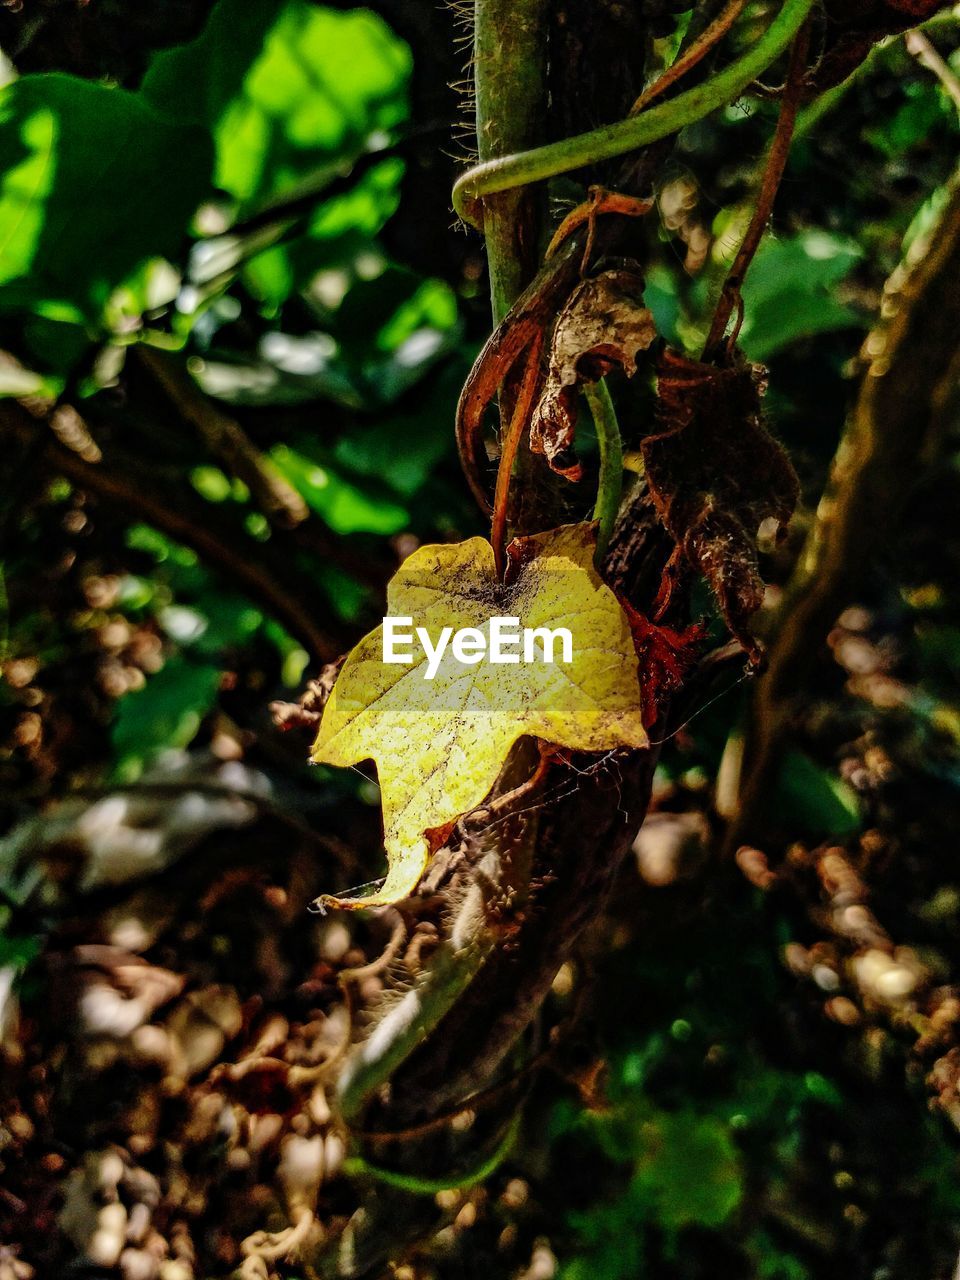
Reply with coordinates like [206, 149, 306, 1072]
[1, 401, 343, 661]
[630, 0, 750, 114]
[137, 347, 309, 529]
[905, 28, 960, 113]
[544, 188, 653, 265]
[702, 18, 812, 358]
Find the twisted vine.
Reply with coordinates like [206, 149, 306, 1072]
[453, 0, 816, 227]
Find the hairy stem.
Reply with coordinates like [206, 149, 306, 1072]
[454, 0, 816, 227]
[473, 0, 550, 323]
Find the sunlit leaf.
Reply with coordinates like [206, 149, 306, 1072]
[311, 524, 648, 907]
[0, 75, 212, 325]
[144, 0, 411, 304]
[145, 0, 409, 207]
[269, 443, 408, 534]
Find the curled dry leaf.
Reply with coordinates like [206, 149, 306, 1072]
[530, 268, 657, 480]
[623, 604, 705, 728]
[311, 523, 648, 910]
[643, 348, 799, 660]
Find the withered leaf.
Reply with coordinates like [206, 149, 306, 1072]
[530, 268, 657, 481]
[643, 348, 799, 660]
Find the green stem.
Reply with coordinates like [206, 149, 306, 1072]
[454, 0, 816, 227]
[794, 37, 888, 140]
[474, 0, 549, 322]
[342, 1111, 521, 1196]
[585, 380, 623, 562]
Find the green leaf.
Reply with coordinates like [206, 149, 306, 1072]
[333, 360, 465, 499]
[0, 74, 212, 325]
[269, 443, 408, 534]
[863, 83, 955, 158]
[631, 1111, 743, 1230]
[738, 230, 864, 361]
[111, 657, 222, 780]
[143, 0, 411, 306]
[773, 748, 862, 839]
[334, 268, 462, 405]
[145, 0, 410, 210]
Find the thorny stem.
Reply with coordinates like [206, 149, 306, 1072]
[453, 0, 817, 227]
[702, 17, 812, 358]
[585, 380, 624, 563]
[629, 0, 750, 114]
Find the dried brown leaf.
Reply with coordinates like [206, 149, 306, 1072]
[643, 348, 799, 659]
[530, 268, 657, 480]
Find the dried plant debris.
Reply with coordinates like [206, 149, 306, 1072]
[530, 268, 657, 481]
[0, 825, 361, 1280]
[644, 349, 799, 660]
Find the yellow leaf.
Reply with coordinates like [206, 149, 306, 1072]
[311, 523, 648, 908]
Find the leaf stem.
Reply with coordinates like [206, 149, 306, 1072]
[490, 336, 543, 577]
[584, 380, 623, 563]
[453, 0, 816, 228]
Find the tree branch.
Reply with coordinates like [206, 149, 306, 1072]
[137, 347, 309, 530]
[728, 169, 960, 848]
